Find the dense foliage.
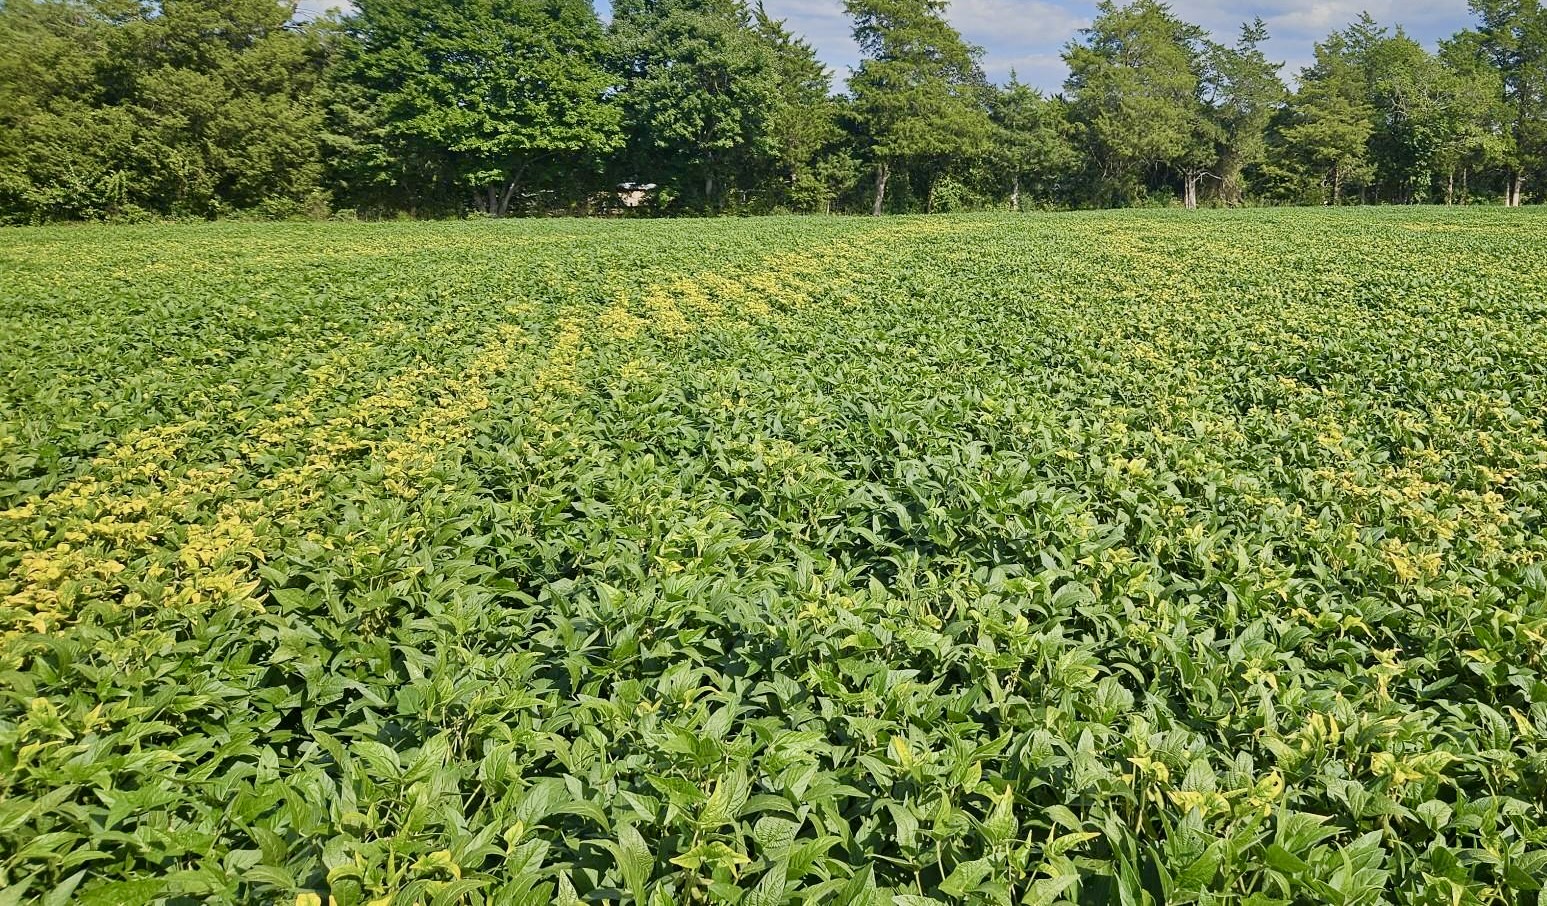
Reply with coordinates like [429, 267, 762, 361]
[3, 209, 1546, 904]
[325, 0, 622, 217]
[1, 0, 1545, 219]
[0, 0, 329, 221]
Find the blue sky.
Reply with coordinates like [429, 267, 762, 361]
[296, 0, 1477, 91]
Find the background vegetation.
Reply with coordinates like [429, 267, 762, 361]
[1, 0, 1544, 221]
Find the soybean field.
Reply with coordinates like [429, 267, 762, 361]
[2, 209, 1546, 905]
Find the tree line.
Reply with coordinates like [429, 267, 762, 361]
[1, 0, 1543, 222]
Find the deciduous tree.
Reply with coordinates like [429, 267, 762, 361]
[0, 0, 327, 222]
[1467, 0, 1547, 205]
[612, 0, 779, 211]
[336, 0, 620, 217]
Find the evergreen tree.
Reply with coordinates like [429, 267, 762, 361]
[990, 74, 1078, 210]
[1275, 32, 1378, 204]
[846, 0, 992, 215]
[753, 3, 843, 212]
[1202, 20, 1285, 205]
[1064, 0, 1211, 207]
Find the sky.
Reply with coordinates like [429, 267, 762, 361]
[295, 0, 1478, 91]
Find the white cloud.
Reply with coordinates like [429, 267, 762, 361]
[763, 0, 1474, 90]
[1164, 0, 1473, 80]
[295, 0, 350, 17]
[290, 0, 1478, 92]
[946, 0, 1087, 82]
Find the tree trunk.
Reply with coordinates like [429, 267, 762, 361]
[926, 176, 936, 214]
[1508, 172, 1525, 207]
[498, 158, 541, 218]
[497, 178, 519, 217]
[1183, 171, 1199, 210]
[1219, 152, 1244, 207]
[872, 162, 889, 217]
[1011, 174, 1021, 213]
[1446, 170, 1455, 206]
[1332, 166, 1342, 206]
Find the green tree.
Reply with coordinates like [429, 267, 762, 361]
[846, 0, 992, 215]
[1364, 33, 1508, 203]
[1202, 20, 1285, 205]
[0, 0, 327, 222]
[1436, 32, 1512, 203]
[611, 0, 779, 211]
[1268, 16, 1484, 204]
[0, 0, 122, 220]
[990, 73, 1078, 211]
[753, 2, 843, 212]
[335, 0, 620, 217]
[1064, 0, 1212, 207]
[1276, 32, 1377, 204]
[1468, 0, 1547, 205]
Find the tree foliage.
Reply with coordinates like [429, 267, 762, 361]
[1275, 29, 1379, 204]
[1203, 21, 1285, 205]
[990, 74, 1079, 210]
[610, 0, 779, 211]
[0, 0, 327, 222]
[332, 0, 620, 217]
[753, 3, 845, 212]
[846, 0, 992, 214]
[1064, 0, 1210, 205]
[1468, 0, 1547, 204]
[1, 0, 1545, 219]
